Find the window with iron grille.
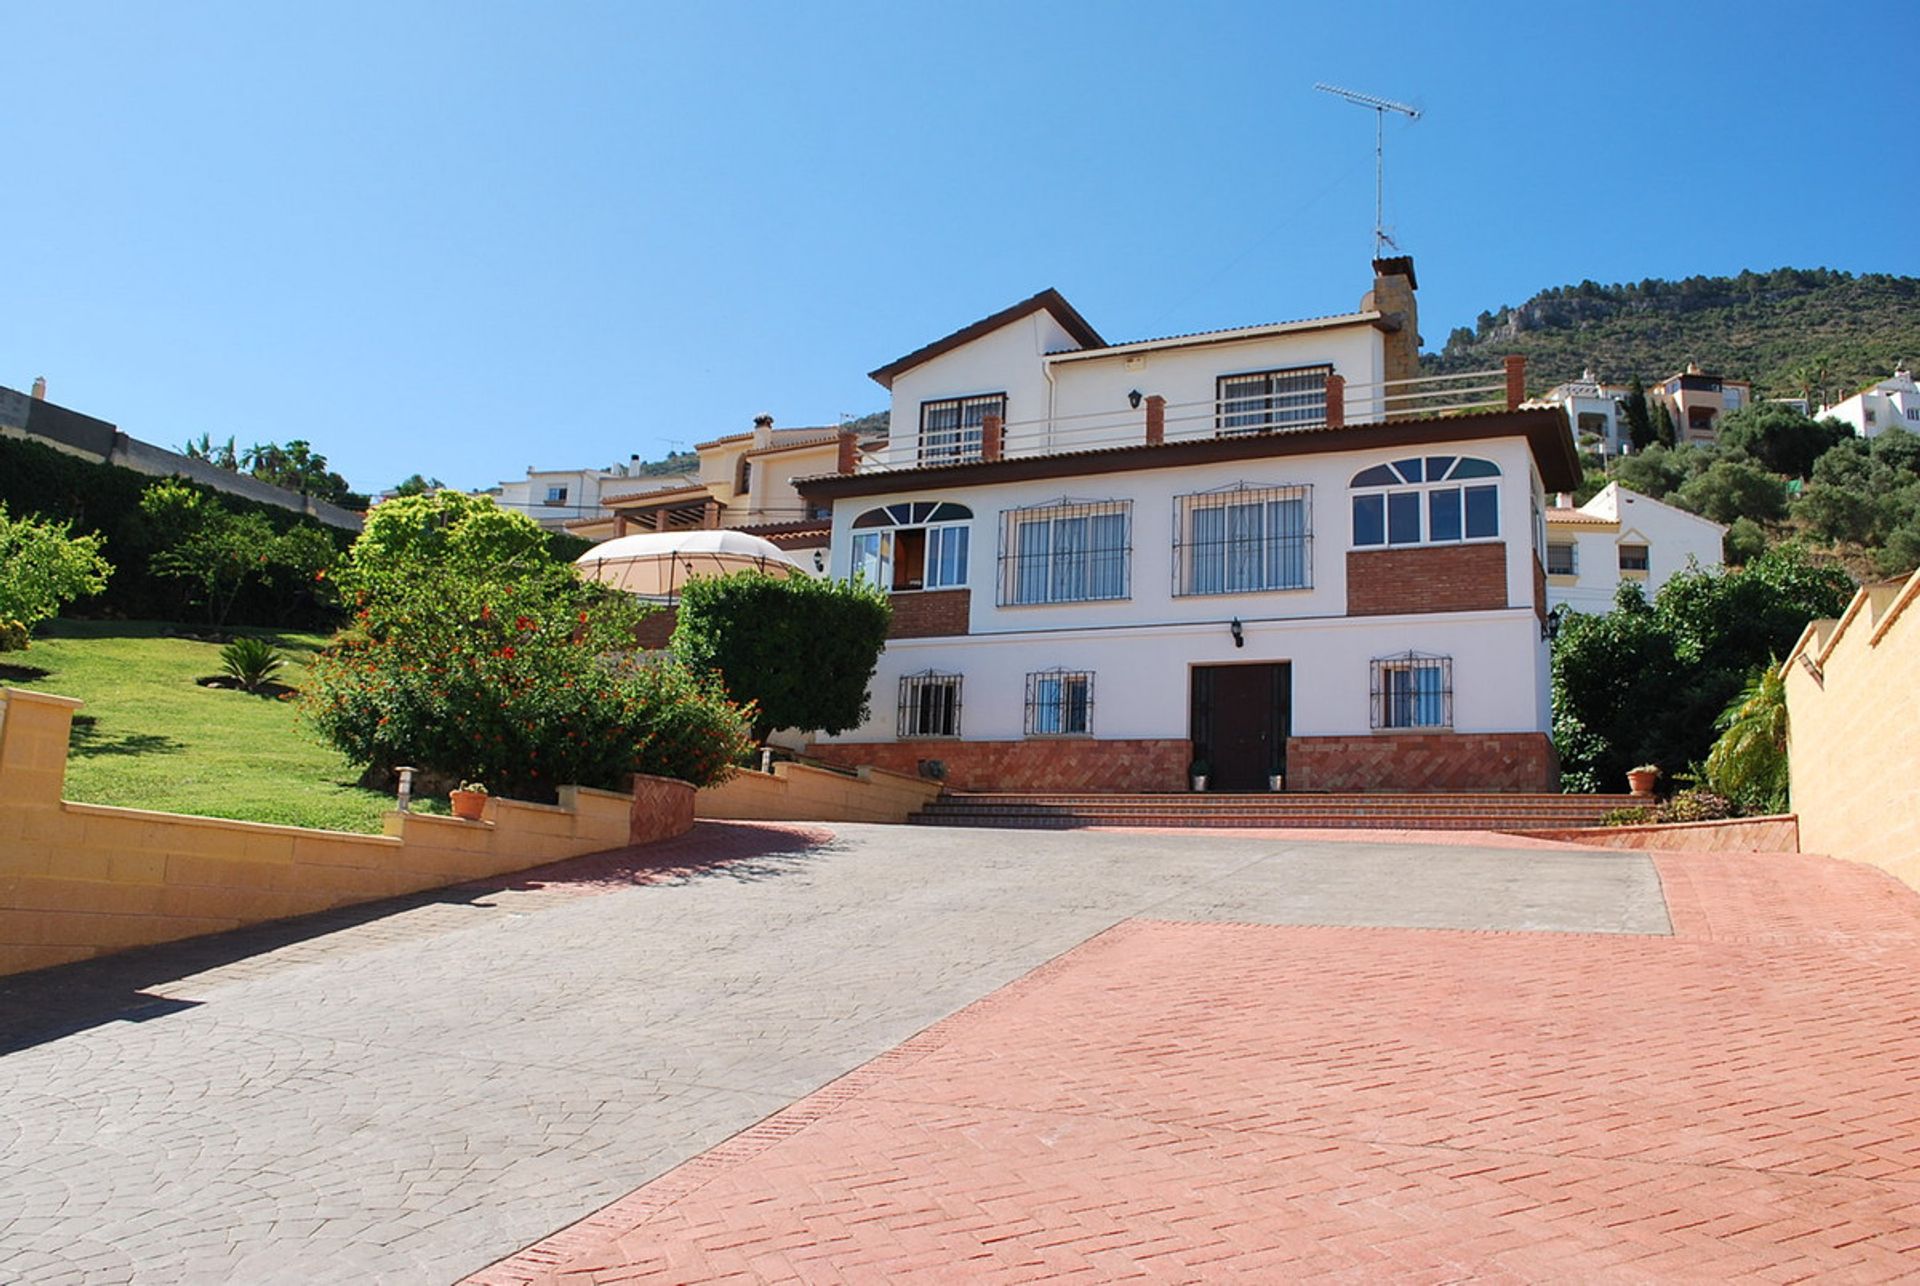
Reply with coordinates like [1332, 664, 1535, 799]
[919, 393, 1007, 465]
[1370, 652, 1453, 730]
[1619, 543, 1649, 572]
[1025, 669, 1093, 736]
[1174, 483, 1311, 596]
[1217, 365, 1332, 434]
[1350, 456, 1501, 548]
[998, 499, 1131, 606]
[898, 670, 962, 737]
[1547, 542, 1578, 575]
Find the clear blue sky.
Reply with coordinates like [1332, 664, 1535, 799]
[6, 1, 1913, 495]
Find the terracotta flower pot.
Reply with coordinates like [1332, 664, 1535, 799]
[1626, 769, 1658, 798]
[449, 789, 488, 821]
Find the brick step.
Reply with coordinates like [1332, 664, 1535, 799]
[917, 800, 1627, 816]
[937, 792, 1640, 807]
[907, 812, 1619, 831]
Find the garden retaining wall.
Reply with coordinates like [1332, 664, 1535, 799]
[697, 761, 942, 824]
[0, 686, 690, 978]
[1521, 815, 1800, 853]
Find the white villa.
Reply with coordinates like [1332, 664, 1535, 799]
[1820, 367, 1920, 440]
[1537, 369, 1634, 458]
[488, 458, 694, 531]
[794, 258, 1580, 795]
[1544, 483, 1724, 614]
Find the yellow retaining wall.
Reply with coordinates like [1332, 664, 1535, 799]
[697, 760, 941, 824]
[1783, 569, 1920, 887]
[0, 687, 638, 978]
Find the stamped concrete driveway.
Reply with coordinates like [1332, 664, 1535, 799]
[0, 821, 1666, 1283]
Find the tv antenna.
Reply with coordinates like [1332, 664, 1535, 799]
[1315, 83, 1421, 256]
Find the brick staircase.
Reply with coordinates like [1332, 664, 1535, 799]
[908, 790, 1641, 833]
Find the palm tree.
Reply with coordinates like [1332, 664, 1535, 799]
[1704, 662, 1789, 813]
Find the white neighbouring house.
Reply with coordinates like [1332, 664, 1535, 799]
[487, 459, 696, 531]
[1543, 483, 1725, 614]
[1819, 366, 1920, 440]
[1537, 369, 1634, 458]
[793, 258, 1581, 795]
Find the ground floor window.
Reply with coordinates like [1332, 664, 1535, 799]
[898, 670, 962, 737]
[1371, 652, 1452, 729]
[1025, 669, 1093, 735]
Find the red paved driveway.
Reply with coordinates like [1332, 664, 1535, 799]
[472, 850, 1920, 1282]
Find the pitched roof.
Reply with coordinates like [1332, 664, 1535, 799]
[1545, 507, 1617, 526]
[600, 481, 713, 508]
[1044, 311, 1387, 364]
[867, 288, 1105, 389]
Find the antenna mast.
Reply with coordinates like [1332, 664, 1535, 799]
[1315, 83, 1421, 257]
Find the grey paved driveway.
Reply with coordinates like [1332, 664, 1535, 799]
[0, 821, 1664, 1283]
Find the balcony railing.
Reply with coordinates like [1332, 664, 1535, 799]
[868, 357, 1528, 473]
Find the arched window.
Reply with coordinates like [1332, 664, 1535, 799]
[851, 502, 973, 591]
[1350, 456, 1500, 548]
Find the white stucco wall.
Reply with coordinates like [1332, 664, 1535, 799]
[1545, 484, 1724, 613]
[885, 310, 1084, 464]
[823, 433, 1550, 745]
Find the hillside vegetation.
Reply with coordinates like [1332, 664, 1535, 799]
[1426, 268, 1920, 401]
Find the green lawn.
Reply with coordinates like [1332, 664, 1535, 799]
[3, 621, 411, 834]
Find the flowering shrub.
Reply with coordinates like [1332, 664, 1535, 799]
[302, 569, 753, 798]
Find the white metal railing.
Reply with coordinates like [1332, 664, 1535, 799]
[872, 362, 1522, 471]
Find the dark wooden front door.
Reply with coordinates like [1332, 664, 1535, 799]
[1191, 664, 1291, 792]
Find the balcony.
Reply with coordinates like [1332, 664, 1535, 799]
[871, 359, 1527, 473]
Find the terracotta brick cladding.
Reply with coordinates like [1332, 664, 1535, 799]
[807, 738, 1190, 792]
[1347, 542, 1508, 616]
[1532, 551, 1547, 621]
[887, 588, 970, 638]
[1286, 731, 1557, 792]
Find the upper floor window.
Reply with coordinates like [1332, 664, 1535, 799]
[544, 485, 569, 506]
[1218, 366, 1332, 435]
[920, 393, 1007, 465]
[1351, 456, 1500, 548]
[736, 458, 752, 496]
[998, 498, 1131, 606]
[1370, 651, 1453, 730]
[1174, 483, 1311, 596]
[1546, 542, 1577, 576]
[1619, 543, 1649, 572]
[899, 670, 962, 738]
[1025, 669, 1093, 736]
[850, 501, 971, 592]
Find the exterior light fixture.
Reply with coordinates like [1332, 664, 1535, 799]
[395, 766, 417, 813]
[813, 550, 826, 573]
[1128, 389, 1144, 410]
[1543, 604, 1567, 642]
[1230, 618, 1245, 648]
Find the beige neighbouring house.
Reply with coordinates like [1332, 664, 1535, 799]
[1783, 568, 1920, 887]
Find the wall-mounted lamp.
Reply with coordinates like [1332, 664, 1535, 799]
[1542, 604, 1566, 642]
[813, 550, 826, 573]
[1229, 617, 1245, 648]
[1127, 389, 1144, 410]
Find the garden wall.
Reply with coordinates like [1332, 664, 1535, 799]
[0, 686, 687, 978]
[1522, 815, 1800, 852]
[697, 761, 941, 824]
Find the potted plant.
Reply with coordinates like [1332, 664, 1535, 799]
[1268, 771, 1285, 793]
[1189, 758, 1210, 793]
[450, 780, 490, 821]
[1626, 764, 1661, 798]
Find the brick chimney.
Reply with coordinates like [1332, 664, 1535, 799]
[30, 376, 46, 401]
[1361, 257, 1421, 392]
[751, 414, 774, 451]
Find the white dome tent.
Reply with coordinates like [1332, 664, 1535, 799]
[573, 530, 807, 601]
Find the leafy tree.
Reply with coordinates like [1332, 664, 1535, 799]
[391, 473, 444, 497]
[139, 480, 339, 626]
[1651, 399, 1677, 448]
[1673, 459, 1789, 525]
[303, 558, 752, 797]
[1796, 483, 1876, 544]
[1880, 517, 1920, 576]
[347, 491, 550, 590]
[243, 440, 367, 508]
[181, 433, 240, 470]
[1872, 429, 1920, 475]
[1704, 664, 1789, 815]
[672, 571, 892, 742]
[1723, 517, 1768, 565]
[1611, 443, 1691, 499]
[1621, 376, 1655, 451]
[0, 503, 113, 644]
[1552, 544, 1851, 791]
[1715, 403, 1850, 479]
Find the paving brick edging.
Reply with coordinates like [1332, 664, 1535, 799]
[463, 919, 1157, 1284]
[1521, 814, 1799, 853]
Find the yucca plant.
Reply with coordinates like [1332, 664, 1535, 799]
[219, 635, 287, 693]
